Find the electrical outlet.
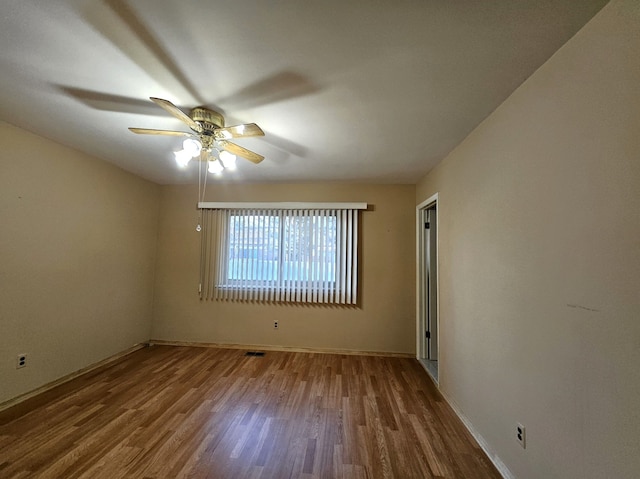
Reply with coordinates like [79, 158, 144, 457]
[16, 353, 27, 369]
[516, 423, 526, 448]
[274, 320, 279, 329]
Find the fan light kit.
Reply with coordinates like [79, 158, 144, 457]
[129, 97, 265, 175]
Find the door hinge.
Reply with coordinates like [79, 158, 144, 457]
[425, 331, 431, 339]
[425, 222, 430, 229]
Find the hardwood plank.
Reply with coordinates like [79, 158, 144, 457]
[0, 346, 502, 479]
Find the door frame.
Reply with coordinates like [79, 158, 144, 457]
[416, 193, 440, 379]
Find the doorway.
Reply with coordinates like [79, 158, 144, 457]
[417, 194, 439, 382]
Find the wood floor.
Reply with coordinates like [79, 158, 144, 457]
[0, 346, 501, 479]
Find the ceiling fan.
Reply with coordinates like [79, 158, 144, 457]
[129, 97, 265, 173]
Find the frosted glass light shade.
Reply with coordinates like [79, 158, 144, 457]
[174, 149, 192, 168]
[219, 150, 237, 169]
[208, 159, 224, 174]
[183, 138, 202, 157]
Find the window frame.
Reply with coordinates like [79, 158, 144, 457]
[219, 210, 339, 291]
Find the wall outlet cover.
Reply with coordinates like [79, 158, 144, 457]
[16, 353, 27, 369]
[516, 423, 526, 448]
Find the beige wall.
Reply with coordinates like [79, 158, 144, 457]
[416, 1, 640, 478]
[0, 122, 160, 404]
[152, 183, 416, 354]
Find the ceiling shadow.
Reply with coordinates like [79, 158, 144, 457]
[83, 3, 321, 112]
[215, 71, 322, 110]
[57, 87, 169, 115]
[81, 0, 205, 104]
[261, 131, 308, 158]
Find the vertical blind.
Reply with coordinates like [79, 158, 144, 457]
[199, 204, 364, 304]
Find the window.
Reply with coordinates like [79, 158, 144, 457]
[198, 203, 366, 304]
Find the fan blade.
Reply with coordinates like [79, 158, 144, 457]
[150, 97, 203, 133]
[218, 140, 264, 164]
[214, 123, 265, 140]
[129, 127, 192, 136]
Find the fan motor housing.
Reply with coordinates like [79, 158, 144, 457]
[190, 107, 224, 133]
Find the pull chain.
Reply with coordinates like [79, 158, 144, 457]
[196, 151, 209, 232]
[196, 153, 202, 231]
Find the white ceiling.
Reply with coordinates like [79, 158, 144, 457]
[0, 0, 608, 185]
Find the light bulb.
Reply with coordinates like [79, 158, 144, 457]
[183, 138, 202, 157]
[196, 224, 202, 232]
[208, 159, 224, 174]
[219, 150, 237, 169]
[174, 149, 192, 168]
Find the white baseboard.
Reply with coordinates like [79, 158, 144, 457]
[417, 361, 514, 479]
[442, 390, 515, 479]
[148, 339, 415, 358]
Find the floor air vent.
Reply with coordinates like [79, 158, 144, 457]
[245, 351, 265, 357]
